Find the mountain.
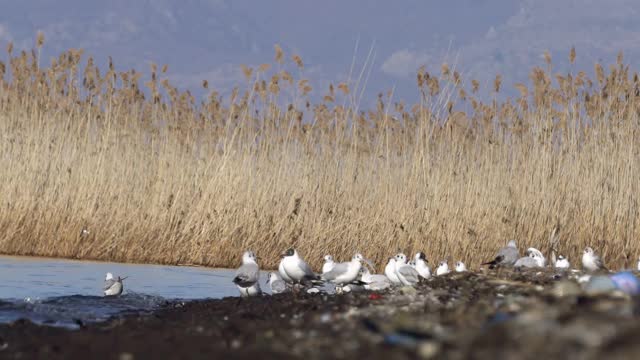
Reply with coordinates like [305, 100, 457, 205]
[1, 0, 639, 104]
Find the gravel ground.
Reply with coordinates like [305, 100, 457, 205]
[1, 269, 640, 359]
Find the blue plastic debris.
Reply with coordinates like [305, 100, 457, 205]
[610, 271, 640, 295]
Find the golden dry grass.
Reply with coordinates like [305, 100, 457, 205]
[0, 37, 638, 270]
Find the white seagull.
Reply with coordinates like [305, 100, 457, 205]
[555, 255, 570, 269]
[482, 240, 519, 268]
[266, 272, 287, 294]
[436, 261, 450, 276]
[582, 247, 607, 272]
[360, 268, 392, 290]
[322, 255, 336, 275]
[384, 257, 401, 285]
[455, 261, 467, 272]
[414, 252, 431, 279]
[514, 252, 543, 269]
[322, 253, 373, 292]
[279, 248, 321, 285]
[104, 272, 127, 296]
[526, 248, 546, 267]
[233, 251, 262, 297]
[394, 253, 420, 286]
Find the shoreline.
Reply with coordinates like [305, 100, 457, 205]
[0, 253, 221, 270]
[1, 270, 639, 359]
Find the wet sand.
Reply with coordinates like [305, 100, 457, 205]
[1, 270, 640, 359]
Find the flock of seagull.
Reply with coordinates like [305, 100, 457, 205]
[100, 240, 636, 298]
[230, 240, 635, 297]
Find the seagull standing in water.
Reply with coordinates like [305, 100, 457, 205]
[394, 253, 420, 286]
[322, 255, 336, 275]
[266, 272, 287, 294]
[413, 252, 431, 279]
[482, 240, 519, 269]
[455, 261, 467, 272]
[279, 248, 321, 285]
[436, 261, 450, 276]
[232, 251, 262, 297]
[104, 273, 127, 296]
[555, 255, 570, 269]
[384, 257, 401, 285]
[582, 247, 607, 272]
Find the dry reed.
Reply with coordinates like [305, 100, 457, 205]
[0, 38, 639, 270]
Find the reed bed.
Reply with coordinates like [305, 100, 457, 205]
[0, 36, 638, 270]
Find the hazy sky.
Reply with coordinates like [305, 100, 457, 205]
[1, 0, 639, 104]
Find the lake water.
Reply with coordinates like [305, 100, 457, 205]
[0, 255, 246, 328]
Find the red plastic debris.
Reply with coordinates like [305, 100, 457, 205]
[368, 293, 382, 300]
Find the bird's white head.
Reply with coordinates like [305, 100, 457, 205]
[105, 272, 114, 281]
[242, 251, 258, 264]
[507, 240, 517, 248]
[436, 261, 449, 275]
[395, 253, 407, 264]
[415, 252, 428, 262]
[584, 247, 594, 255]
[455, 261, 466, 271]
[324, 255, 334, 262]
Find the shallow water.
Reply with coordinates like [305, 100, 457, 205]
[0, 255, 246, 328]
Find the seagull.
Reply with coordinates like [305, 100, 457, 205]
[278, 259, 294, 283]
[322, 255, 336, 275]
[555, 255, 570, 269]
[435, 261, 450, 276]
[582, 247, 607, 272]
[233, 251, 262, 297]
[394, 253, 420, 286]
[637, 256, 640, 272]
[384, 257, 401, 285]
[514, 252, 541, 268]
[279, 248, 321, 285]
[455, 261, 467, 272]
[104, 272, 127, 296]
[526, 248, 546, 267]
[482, 240, 519, 269]
[360, 267, 392, 290]
[266, 272, 287, 294]
[413, 252, 431, 279]
[322, 253, 373, 293]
